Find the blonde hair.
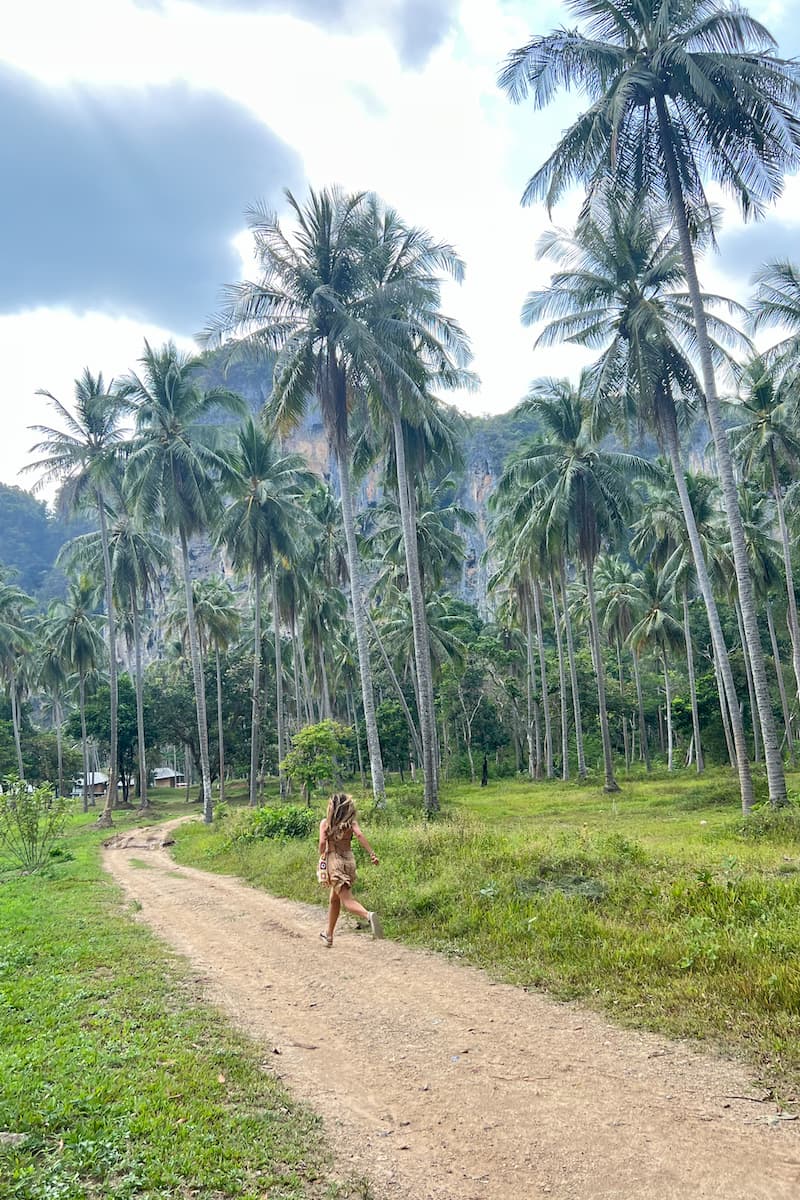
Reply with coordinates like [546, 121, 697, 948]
[326, 792, 356, 838]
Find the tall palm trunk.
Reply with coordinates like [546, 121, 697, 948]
[585, 558, 619, 792]
[180, 531, 213, 822]
[79, 673, 89, 814]
[615, 641, 630, 770]
[347, 682, 366, 788]
[391, 412, 438, 811]
[533, 579, 553, 779]
[297, 620, 316, 723]
[365, 610, 423, 764]
[96, 493, 118, 828]
[250, 570, 262, 807]
[770, 448, 800, 706]
[272, 571, 287, 798]
[662, 651, 674, 772]
[55, 700, 64, 799]
[735, 598, 762, 763]
[630, 646, 650, 770]
[10, 683, 24, 779]
[524, 590, 542, 778]
[662, 413, 753, 811]
[682, 589, 704, 774]
[215, 646, 226, 803]
[766, 598, 795, 765]
[131, 597, 149, 808]
[560, 559, 586, 778]
[318, 641, 333, 720]
[711, 641, 737, 768]
[291, 623, 304, 731]
[656, 93, 786, 808]
[550, 574, 570, 780]
[336, 449, 385, 804]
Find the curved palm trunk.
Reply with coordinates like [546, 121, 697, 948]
[656, 93, 786, 808]
[215, 647, 225, 803]
[560, 559, 586, 778]
[662, 413, 753, 811]
[391, 413, 438, 811]
[662, 651, 674, 772]
[524, 590, 542, 779]
[79, 673, 89, 814]
[682, 589, 704, 774]
[336, 449, 385, 804]
[550, 574, 570, 780]
[770, 449, 800, 706]
[180, 531, 213, 822]
[533, 579, 553, 779]
[585, 558, 619, 792]
[250, 570, 262, 807]
[96, 493, 118, 828]
[10, 683, 24, 779]
[630, 647, 650, 770]
[131, 598, 149, 808]
[272, 571, 287, 798]
[766, 599, 795, 765]
[735, 598, 761, 764]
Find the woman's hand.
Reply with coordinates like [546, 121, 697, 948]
[370, 852, 379, 865]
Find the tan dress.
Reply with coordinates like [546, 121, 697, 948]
[324, 822, 356, 894]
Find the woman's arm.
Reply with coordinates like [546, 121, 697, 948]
[318, 820, 328, 855]
[352, 821, 378, 864]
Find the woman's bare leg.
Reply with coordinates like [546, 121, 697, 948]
[337, 885, 370, 921]
[326, 890, 341, 940]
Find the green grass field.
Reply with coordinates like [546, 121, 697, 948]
[173, 768, 800, 1100]
[0, 795, 372, 1200]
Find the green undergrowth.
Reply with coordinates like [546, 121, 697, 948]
[0, 797, 372, 1200]
[173, 768, 800, 1099]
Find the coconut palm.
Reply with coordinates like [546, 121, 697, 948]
[750, 260, 800, 381]
[122, 340, 246, 823]
[594, 555, 650, 772]
[28, 369, 128, 824]
[629, 568, 684, 771]
[203, 187, 390, 803]
[0, 578, 34, 779]
[500, 0, 800, 806]
[39, 607, 71, 796]
[524, 192, 754, 806]
[217, 417, 312, 804]
[497, 376, 655, 791]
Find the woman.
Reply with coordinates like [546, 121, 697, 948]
[319, 792, 383, 947]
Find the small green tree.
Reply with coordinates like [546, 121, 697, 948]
[0, 778, 72, 872]
[281, 720, 352, 806]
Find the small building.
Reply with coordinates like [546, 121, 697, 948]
[152, 766, 185, 789]
[72, 772, 108, 798]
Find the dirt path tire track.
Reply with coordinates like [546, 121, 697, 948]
[104, 822, 800, 1199]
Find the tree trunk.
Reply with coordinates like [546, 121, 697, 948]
[533, 579, 553, 779]
[336, 449, 385, 804]
[711, 641, 737, 768]
[391, 412, 438, 811]
[616, 640, 630, 771]
[771, 449, 800, 707]
[735, 597, 761, 764]
[550, 574, 570, 780]
[631, 647, 650, 770]
[560, 559, 587, 778]
[585, 558, 619, 792]
[662, 408, 753, 810]
[318, 638, 332, 719]
[766, 598, 795, 765]
[291, 621, 304, 731]
[10, 683, 24, 779]
[347, 682, 366, 788]
[656, 91, 786, 808]
[682, 589, 704, 774]
[662, 652, 674, 772]
[272, 571, 287, 798]
[180, 531, 213, 822]
[80, 673, 89, 814]
[131, 598, 149, 809]
[56, 700, 64, 799]
[216, 647, 225, 803]
[250, 570, 262, 807]
[524, 590, 542, 778]
[297, 620, 316, 723]
[95, 492, 118, 828]
[365, 610, 423, 764]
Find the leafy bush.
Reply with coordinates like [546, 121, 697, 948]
[736, 800, 800, 844]
[229, 804, 316, 843]
[0, 778, 72, 872]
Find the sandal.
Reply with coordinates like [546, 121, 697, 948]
[368, 912, 384, 940]
[319, 931, 333, 948]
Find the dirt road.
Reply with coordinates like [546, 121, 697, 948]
[103, 823, 800, 1199]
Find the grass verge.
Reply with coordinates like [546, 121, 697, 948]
[173, 769, 800, 1101]
[0, 796, 372, 1200]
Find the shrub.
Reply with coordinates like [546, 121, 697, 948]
[229, 804, 316, 843]
[0, 778, 72, 872]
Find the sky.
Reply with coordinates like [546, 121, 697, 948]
[2, 0, 799, 498]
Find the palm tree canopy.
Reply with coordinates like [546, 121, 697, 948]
[727, 355, 800, 484]
[499, 0, 800, 223]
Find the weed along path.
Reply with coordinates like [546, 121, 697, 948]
[103, 822, 800, 1200]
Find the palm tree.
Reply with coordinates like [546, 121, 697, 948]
[217, 417, 311, 804]
[203, 187, 391, 803]
[122, 341, 246, 823]
[28, 369, 128, 825]
[629, 568, 684, 771]
[500, 0, 800, 806]
[524, 192, 754, 806]
[190, 578, 241, 805]
[39, 607, 71, 796]
[750, 260, 800, 381]
[48, 576, 105, 812]
[728, 356, 800, 708]
[497, 376, 654, 791]
[595, 555, 649, 772]
[0, 578, 34, 779]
